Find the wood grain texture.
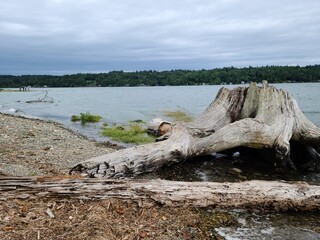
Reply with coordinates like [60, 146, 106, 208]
[1, 177, 319, 211]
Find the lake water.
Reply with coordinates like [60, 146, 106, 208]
[1, 83, 320, 138]
[1, 82, 320, 239]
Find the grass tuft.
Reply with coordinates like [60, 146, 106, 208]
[71, 112, 102, 124]
[101, 122, 155, 144]
[164, 110, 193, 122]
[80, 112, 102, 124]
[71, 115, 81, 122]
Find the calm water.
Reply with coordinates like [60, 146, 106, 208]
[1, 83, 320, 239]
[1, 83, 320, 133]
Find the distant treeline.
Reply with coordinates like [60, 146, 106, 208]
[1, 65, 320, 88]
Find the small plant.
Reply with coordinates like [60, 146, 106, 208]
[101, 122, 155, 144]
[71, 112, 102, 124]
[129, 123, 144, 134]
[71, 115, 81, 122]
[164, 110, 193, 122]
[80, 112, 102, 124]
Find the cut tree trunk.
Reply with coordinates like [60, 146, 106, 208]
[71, 81, 320, 178]
[1, 177, 319, 211]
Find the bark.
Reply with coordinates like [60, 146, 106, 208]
[0, 177, 319, 211]
[71, 81, 320, 178]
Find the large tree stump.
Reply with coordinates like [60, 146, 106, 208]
[71, 81, 320, 178]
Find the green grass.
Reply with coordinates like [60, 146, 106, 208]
[71, 112, 102, 124]
[164, 110, 193, 122]
[71, 115, 81, 122]
[101, 123, 156, 144]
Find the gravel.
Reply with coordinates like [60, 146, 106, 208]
[0, 113, 218, 240]
[0, 113, 114, 176]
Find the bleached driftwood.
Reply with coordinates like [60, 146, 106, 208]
[0, 177, 319, 211]
[71, 81, 320, 178]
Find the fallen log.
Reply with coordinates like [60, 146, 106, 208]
[0, 177, 319, 211]
[71, 81, 320, 178]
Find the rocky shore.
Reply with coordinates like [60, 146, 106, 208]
[1, 113, 319, 239]
[0, 113, 224, 240]
[0, 113, 114, 176]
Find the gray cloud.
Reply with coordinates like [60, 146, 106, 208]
[0, 0, 319, 74]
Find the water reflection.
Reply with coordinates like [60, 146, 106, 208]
[147, 154, 320, 185]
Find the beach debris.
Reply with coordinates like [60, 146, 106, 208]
[46, 208, 55, 218]
[26, 91, 54, 104]
[147, 118, 172, 136]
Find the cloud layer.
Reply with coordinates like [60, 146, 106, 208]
[0, 0, 319, 74]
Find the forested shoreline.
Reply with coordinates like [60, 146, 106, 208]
[1, 65, 320, 88]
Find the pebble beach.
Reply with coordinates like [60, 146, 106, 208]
[0, 113, 114, 176]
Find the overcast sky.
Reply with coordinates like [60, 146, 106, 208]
[0, 0, 319, 75]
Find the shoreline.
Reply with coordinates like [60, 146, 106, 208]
[2, 112, 122, 147]
[0, 113, 115, 176]
[0, 112, 226, 240]
[1, 114, 320, 239]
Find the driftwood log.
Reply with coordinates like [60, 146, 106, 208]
[0, 177, 319, 211]
[72, 81, 320, 178]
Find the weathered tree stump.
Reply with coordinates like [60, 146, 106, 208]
[71, 81, 320, 178]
